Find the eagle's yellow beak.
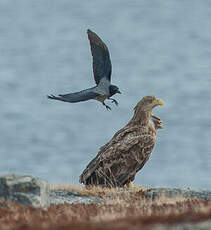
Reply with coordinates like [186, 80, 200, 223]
[153, 98, 164, 107]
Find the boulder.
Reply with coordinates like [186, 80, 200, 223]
[145, 187, 211, 200]
[49, 190, 103, 205]
[0, 174, 49, 208]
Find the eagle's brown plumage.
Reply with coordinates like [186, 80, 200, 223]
[79, 95, 164, 187]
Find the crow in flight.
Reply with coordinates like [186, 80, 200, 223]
[48, 29, 121, 110]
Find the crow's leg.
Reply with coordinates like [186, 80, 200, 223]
[109, 98, 118, 106]
[102, 102, 111, 111]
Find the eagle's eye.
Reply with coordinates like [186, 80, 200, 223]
[148, 98, 154, 103]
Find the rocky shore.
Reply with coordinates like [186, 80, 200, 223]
[1, 174, 211, 207]
[1, 174, 211, 230]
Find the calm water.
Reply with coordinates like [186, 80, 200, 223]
[1, 0, 211, 189]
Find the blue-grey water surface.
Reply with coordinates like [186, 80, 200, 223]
[1, 0, 211, 189]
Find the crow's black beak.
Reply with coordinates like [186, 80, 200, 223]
[117, 90, 121, 94]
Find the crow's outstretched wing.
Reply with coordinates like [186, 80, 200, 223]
[87, 29, 112, 85]
[47, 88, 100, 103]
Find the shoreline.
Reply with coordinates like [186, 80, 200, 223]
[49, 186, 211, 205]
[0, 174, 211, 230]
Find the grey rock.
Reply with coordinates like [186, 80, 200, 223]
[145, 187, 211, 200]
[151, 220, 211, 230]
[49, 187, 211, 205]
[0, 174, 49, 208]
[49, 190, 103, 205]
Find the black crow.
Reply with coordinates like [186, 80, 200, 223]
[48, 29, 121, 110]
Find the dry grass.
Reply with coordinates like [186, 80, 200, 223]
[1, 186, 211, 230]
[51, 184, 145, 197]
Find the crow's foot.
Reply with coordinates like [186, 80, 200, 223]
[103, 102, 111, 111]
[109, 98, 118, 106]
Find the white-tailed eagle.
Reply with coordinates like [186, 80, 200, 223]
[79, 95, 164, 187]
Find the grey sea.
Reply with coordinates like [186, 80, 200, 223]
[1, 0, 211, 189]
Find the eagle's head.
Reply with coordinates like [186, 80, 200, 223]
[134, 95, 164, 112]
[131, 96, 164, 125]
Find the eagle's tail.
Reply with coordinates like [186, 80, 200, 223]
[80, 169, 120, 188]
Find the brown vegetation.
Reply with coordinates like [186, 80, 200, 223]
[1, 186, 211, 230]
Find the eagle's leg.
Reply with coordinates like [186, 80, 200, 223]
[127, 181, 134, 189]
[103, 102, 111, 111]
[109, 98, 118, 106]
[126, 181, 143, 191]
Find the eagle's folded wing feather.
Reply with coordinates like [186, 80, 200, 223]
[80, 128, 155, 187]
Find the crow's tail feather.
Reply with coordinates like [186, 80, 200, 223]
[47, 94, 66, 102]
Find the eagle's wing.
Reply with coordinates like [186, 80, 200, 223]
[112, 133, 155, 186]
[87, 29, 112, 85]
[47, 87, 100, 103]
[79, 126, 138, 184]
[79, 126, 156, 187]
